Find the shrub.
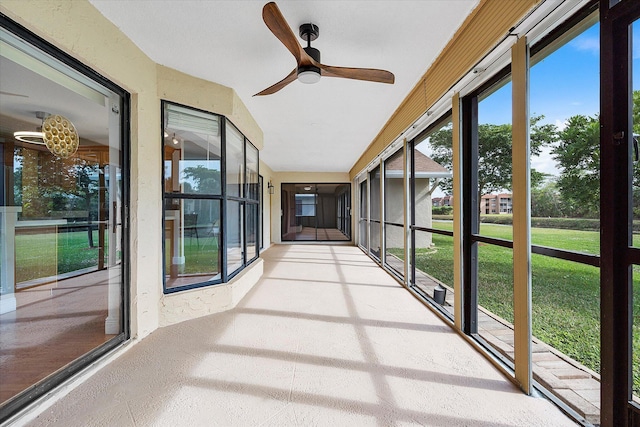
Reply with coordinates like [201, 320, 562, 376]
[432, 206, 453, 215]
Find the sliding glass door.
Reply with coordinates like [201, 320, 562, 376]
[281, 183, 351, 242]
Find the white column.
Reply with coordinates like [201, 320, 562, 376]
[0, 206, 22, 314]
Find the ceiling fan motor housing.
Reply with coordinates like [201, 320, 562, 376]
[299, 23, 319, 42]
[298, 46, 321, 78]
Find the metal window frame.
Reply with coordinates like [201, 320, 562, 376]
[599, 0, 640, 425]
[161, 101, 225, 292]
[161, 102, 260, 292]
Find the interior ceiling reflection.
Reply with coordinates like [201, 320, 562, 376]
[0, 55, 110, 147]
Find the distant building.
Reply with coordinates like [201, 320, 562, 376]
[480, 193, 512, 214]
[432, 195, 453, 207]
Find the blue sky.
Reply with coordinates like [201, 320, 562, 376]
[424, 20, 640, 195]
[475, 21, 640, 177]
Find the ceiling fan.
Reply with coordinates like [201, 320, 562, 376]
[254, 2, 395, 96]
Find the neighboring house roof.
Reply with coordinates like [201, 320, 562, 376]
[384, 151, 452, 179]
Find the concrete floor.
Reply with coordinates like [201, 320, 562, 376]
[25, 245, 576, 426]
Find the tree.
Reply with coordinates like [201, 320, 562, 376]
[428, 114, 556, 201]
[182, 165, 221, 194]
[552, 114, 600, 218]
[531, 180, 564, 217]
[632, 90, 640, 219]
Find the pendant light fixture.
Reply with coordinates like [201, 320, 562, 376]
[13, 111, 79, 159]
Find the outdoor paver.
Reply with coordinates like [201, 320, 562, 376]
[532, 351, 563, 362]
[536, 359, 572, 370]
[549, 368, 592, 380]
[555, 389, 600, 424]
[531, 342, 549, 353]
[533, 367, 568, 390]
[563, 377, 600, 389]
[574, 388, 601, 409]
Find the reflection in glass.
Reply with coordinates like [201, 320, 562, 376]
[164, 104, 221, 195]
[226, 123, 244, 198]
[0, 27, 124, 404]
[227, 200, 244, 275]
[246, 143, 259, 201]
[164, 198, 221, 290]
[246, 202, 258, 262]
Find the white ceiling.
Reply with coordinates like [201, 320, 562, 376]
[89, 0, 478, 173]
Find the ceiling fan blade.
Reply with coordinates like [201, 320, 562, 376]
[262, 2, 306, 65]
[318, 64, 395, 84]
[253, 68, 298, 96]
[0, 91, 29, 98]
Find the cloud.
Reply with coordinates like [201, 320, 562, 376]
[531, 145, 560, 177]
[570, 36, 599, 55]
[555, 119, 567, 132]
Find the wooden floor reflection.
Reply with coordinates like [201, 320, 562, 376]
[0, 269, 118, 404]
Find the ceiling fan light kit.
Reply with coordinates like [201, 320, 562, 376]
[254, 2, 394, 96]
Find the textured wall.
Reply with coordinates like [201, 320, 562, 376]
[159, 259, 264, 327]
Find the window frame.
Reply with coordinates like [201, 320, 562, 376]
[161, 101, 259, 293]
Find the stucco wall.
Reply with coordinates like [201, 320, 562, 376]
[383, 178, 432, 249]
[0, 0, 268, 338]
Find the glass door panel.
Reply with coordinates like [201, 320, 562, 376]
[281, 183, 350, 242]
[0, 25, 127, 409]
[632, 16, 640, 403]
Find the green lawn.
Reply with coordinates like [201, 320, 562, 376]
[165, 235, 219, 275]
[410, 221, 640, 396]
[15, 230, 103, 282]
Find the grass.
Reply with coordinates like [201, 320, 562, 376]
[407, 222, 640, 396]
[15, 230, 103, 283]
[165, 235, 219, 275]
